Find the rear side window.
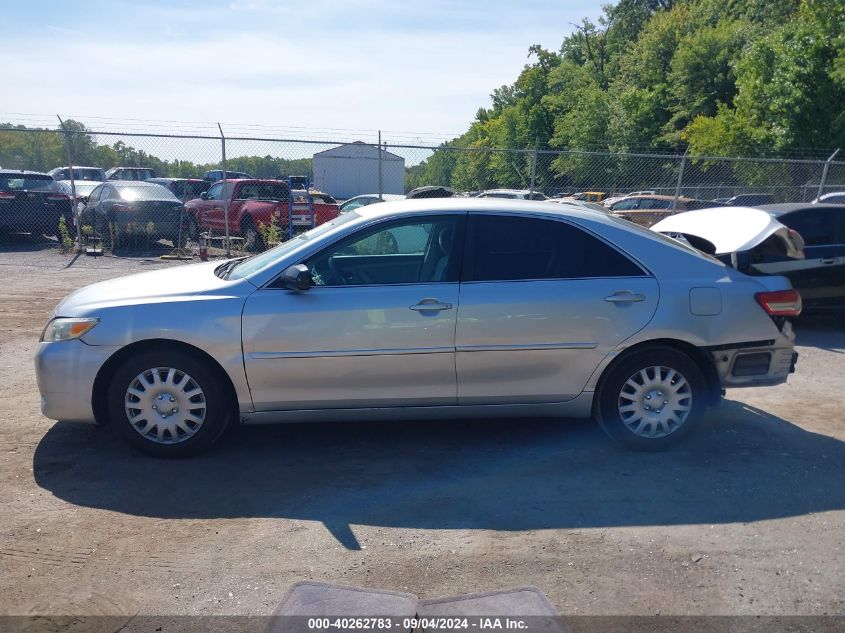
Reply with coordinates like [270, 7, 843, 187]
[468, 215, 644, 281]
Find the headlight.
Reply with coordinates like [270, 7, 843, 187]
[40, 317, 99, 343]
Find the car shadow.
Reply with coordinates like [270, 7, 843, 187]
[795, 317, 845, 353]
[33, 400, 845, 550]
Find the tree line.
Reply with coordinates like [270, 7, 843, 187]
[406, 0, 844, 194]
[0, 121, 311, 180]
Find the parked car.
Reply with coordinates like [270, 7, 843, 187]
[48, 166, 106, 182]
[106, 167, 157, 181]
[148, 178, 211, 202]
[475, 188, 547, 200]
[0, 170, 72, 238]
[758, 203, 845, 311]
[78, 181, 185, 245]
[813, 191, 845, 205]
[653, 203, 845, 312]
[610, 195, 725, 226]
[308, 190, 337, 205]
[603, 190, 656, 207]
[406, 185, 457, 199]
[562, 191, 607, 203]
[55, 180, 102, 220]
[202, 169, 252, 182]
[339, 194, 405, 213]
[725, 193, 777, 206]
[185, 179, 339, 250]
[36, 198, 800, 457]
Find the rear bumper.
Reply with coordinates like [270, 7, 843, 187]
[708, 323, 797, 388]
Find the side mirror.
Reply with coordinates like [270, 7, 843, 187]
[281, 264, 312, 291]
[199, 192, 208, 200]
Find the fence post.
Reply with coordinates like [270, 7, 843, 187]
[672, 149, 688, 213]
[817, 148, 840, 201]
[218, 123, 231, 256]
[529, 143, 538, 197]
[56, 115, 82, 252]
[378, 130, 383, 201]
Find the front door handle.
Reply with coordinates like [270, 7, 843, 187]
[410, 298, 453, 312]
[821, 258, 837, 265]
[605, 291, 646, 303]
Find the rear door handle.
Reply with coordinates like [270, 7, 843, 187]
[821, 258, 837, 265]
[410, 298, 453, 312]
[605, 291, 646, 303]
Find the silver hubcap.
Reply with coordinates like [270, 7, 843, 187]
[124, 367, 207, 444]
[617, 365, 692, 438]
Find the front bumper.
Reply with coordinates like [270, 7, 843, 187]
[35, 339, 120, 423]
[709, 322, 797, 388]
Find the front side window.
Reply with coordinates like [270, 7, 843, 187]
[206, 183, 224, 200]
[87, 185, 103, 203]
[468, 215, 644, 282]
[612, 199, 638, 211]
[304, 216, 462, 286]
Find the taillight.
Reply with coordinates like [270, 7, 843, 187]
[0, 192, 13, 200]
[112, 203, 130, 212]
[47, 193, 70, 201]
[755, 289, 802, 317]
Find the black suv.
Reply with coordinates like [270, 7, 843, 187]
[0, 171, 72, 238]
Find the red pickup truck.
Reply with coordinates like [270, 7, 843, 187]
[184, 179, 339, 250]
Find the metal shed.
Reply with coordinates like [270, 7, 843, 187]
[312, 142, 405, 200]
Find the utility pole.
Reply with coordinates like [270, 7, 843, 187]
[672, 149, 689, 213]
[57, 115, 82, 251]
[218, 123, 230, 256]
[378, 130, 383, 201]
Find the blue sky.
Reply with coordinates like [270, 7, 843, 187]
[4, 0, 602, 141]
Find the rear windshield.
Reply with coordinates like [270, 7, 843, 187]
[0, 175, 53, 191]
[70, 169, 103, 181]
[115, 183, 178, 202]
[186, 181, 210, 196]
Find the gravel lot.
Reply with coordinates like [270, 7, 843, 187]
[0, 236, 843, 619]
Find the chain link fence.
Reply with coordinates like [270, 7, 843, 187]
[1, 125, 842, 254]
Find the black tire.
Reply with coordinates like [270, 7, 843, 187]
[107, 349, 233, 457]
[594, 346, 707, 450]
[242, 218, 264, 252]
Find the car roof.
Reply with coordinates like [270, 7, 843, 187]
[758, 203, 845, 215]
[0, 169, 51, 176]
[355, 197, 614, 222]
[49, 165, 102, 171]
[107, 180, 168, 187]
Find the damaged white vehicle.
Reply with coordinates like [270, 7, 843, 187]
[651, 206, 805, 275]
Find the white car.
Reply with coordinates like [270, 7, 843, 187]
[603, 191, 657, 208]
[475, 189, 547, 201]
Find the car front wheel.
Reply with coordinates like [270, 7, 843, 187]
[107, 349, 232, 457]
[595, 346, 706, 450]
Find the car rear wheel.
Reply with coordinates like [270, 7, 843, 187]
[107, 349, 232, 457]
[595, 346, 706, 450]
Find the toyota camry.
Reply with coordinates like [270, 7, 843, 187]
[36, 199, 800, 456]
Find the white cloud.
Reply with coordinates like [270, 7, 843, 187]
[3, 1, 603, 142]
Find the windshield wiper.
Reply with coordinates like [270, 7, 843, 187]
[215, 257, 248, 279]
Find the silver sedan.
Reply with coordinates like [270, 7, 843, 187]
[36, 199, 801, 457]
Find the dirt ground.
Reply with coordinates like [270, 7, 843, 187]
[0, 236, 843, 620]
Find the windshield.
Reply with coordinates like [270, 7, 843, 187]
[116, 183, 179, 201]
[0, 175, 53, 190]
[226, 211, 361, 279]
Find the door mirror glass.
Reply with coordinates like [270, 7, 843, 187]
[199, 192, 208, 200]
[281, 264, 312, 291]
